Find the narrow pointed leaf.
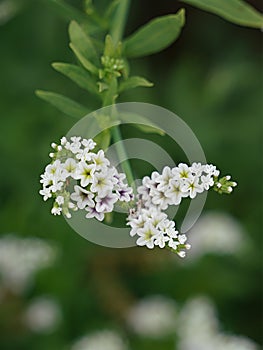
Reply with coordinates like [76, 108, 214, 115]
[104, 34, 116, 57]
[69, 43, 99, 75]
[119, 76, 153, 93]
[110, 0, 130, 45]
[68, 21, 99, 64]
[181, 0, 263, 29]
[104, 0, 121, 20]
[52, 62, 99, 96]
[123, 9, 185, 58]
[120, 112, 165, 135]
[36, 90, 90, 119]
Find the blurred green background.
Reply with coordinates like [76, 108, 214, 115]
[0, 0, 262, 349]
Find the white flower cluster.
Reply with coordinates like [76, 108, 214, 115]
[71, 330, 129, 350]
[128, 163, 220, 257]
[126, 295, 177, 338]
[177, 297, 259, 350]
[187, 211, 245, 261]
[127, 206, 190, 258]
[125, 295, 259, 349]
[39, 136, 134, 222]
[0, 235, 57, 294]
[23, 297, 61, 333]
[137, 163, 220, 209]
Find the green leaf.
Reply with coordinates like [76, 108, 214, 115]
[68, 21, 99, 64]
[69, 43, 99, 75]
[104, 34, 115, 57]
[52, 62, 99, 96]
[180, 0, 263, 29]
[103, 34, 122, 58]
[46, 0, 99, 34]
[119, 112, 165, 135]
[109, 0, 130, 45]
[119, 76, 153, 93]
[123, 9, 185, 58]
[104, 0, 121, 20]
[35, 90, 90, 119]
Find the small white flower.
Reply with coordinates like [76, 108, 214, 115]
[69, 136, 82, 154]
[39, 187, 52, 201]
[95, 192, 118, 213]
[75, 147, 92, 162]
[60, 136, 67, 145]
[70, 185, 94, 209]
[205, 164, 220, 177]
[127, 214, 147, 237]
[178, 234, 187, 244]
[90, 150, 110, 169]
[136, 223, 159, 249]
[177, 163, 192, 179]
[90, 170, 113, 197]
[81, 138, 96, 150]
[177, 250, 186, 258]
[165, 179, 188, 205]
[40, 172, 54, 187]
[182, 177, 204, 199]
[168, 238, 179, 250]
[74, 162, 96, 187]
[116, 185, 134, 202]
[55, 195, 64, 205]
[63, 158, 77, 178]
[201, 174, 214, 190]
[154, 232, 169, 248]
[149, 211, 167, 227]
[156, 166, 172, 191]
[158, 219, 178, 238]
[50, 180, 64, 193]
[45, 160, 63, 179]
[85, 206, 104, 221]
[151, 190, 170, 210]
[190, 162, 205, 176]
[51, 206, 62, 216]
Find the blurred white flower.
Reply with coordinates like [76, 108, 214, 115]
[0, 0, 23, 25]
[187, 211, 245, 260]
[177, 296, 259, 350]
[23, 297, 61, 333]
[71, 330, 128, 350]
[0, 235, 57, 293]
[126, 295, 177, 338]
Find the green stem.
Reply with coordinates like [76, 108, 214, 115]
[111, 125, 134, 186]
[104, 0, 135, 189]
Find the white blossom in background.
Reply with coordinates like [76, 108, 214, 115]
[0, 235, 57, 293]
[177, 296, 259, 350]
[39, 136, 134, 222]
[126, 295, 177, 338]
[0, 0, 23, 25]
[71, 330, 129, 350]
[186, 211, 245, 260]
[23, 297, 61, 333]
